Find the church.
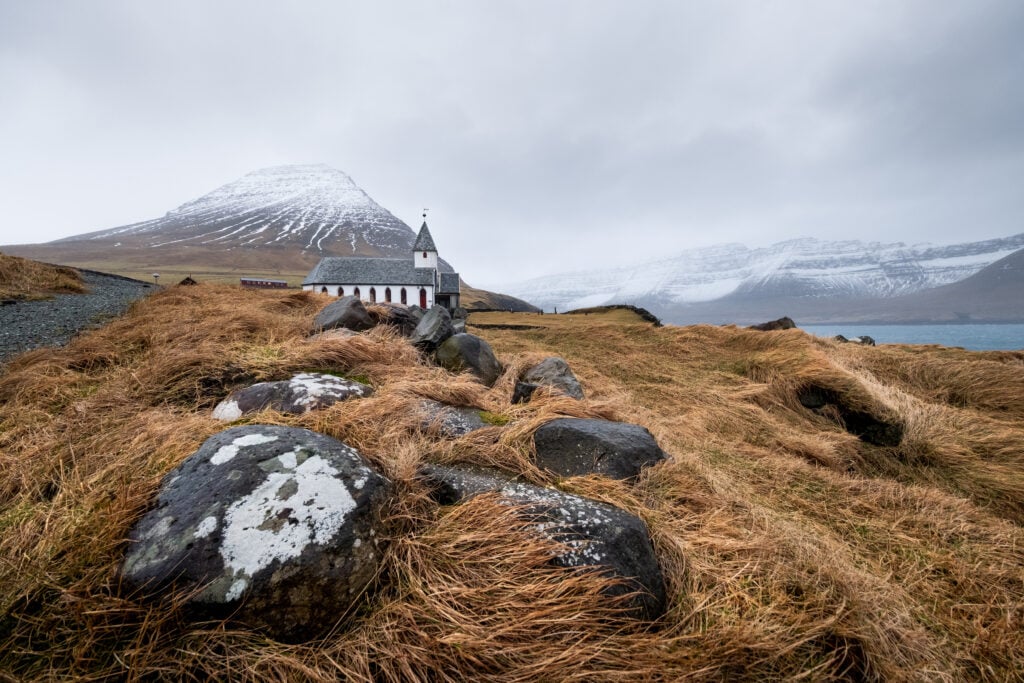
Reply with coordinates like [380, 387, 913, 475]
[302, 221, 461, 311]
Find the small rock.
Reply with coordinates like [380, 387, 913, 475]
[521, 357, 584, 400]
[451, 306, 469, 321]
[533, 418, 668, 480]
[120, 425, 390, 641]
[418, 463, 667, 620]
[512, 382, 539, 404]
[434, 333, 502, 386]
[452, 319, 467, 334]
[212, 373, 373, 420]
[314, 296, 374, 332]
[410, 305, 454, 352]
[419, 400, 490, 437]
[854, 335, 876, 346]
[748, 316, 796, 331]
[833, 334, 849, 343]
[797, 384, 903, 446]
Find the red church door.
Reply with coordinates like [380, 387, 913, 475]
[419, 288, 427, 308]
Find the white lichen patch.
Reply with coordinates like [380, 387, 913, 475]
[195, 515, 218, 539]
[288, 373, 368, 410]
[145, 515, 175, 541]
[226, 578, 249, 601]
[210, 433, 279, 465]
[212, 399, 243, 421]
[218, 454, 357, 591]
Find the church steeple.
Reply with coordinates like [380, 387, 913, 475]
[413, 216, 438, 270]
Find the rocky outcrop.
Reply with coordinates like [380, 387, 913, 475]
[797, 385, 903, 446]
[410, 305, 454, 352]
[418, 463, 666, 619]
[748, 316, 796, 331]
[434, 333, 503, 387]
[521, 357, 584, 400]
[314, 296, 374, 332]
[533, 418, 668, 480]
[120, 425, 390, 641]
[212, 373, 373, 420]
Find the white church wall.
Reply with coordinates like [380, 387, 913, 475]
[304, 283, 434, 308]
[414, 250, 438, 269]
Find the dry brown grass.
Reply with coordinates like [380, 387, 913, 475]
[0, 252, 85, 300]
[1, 292, 1022, 681]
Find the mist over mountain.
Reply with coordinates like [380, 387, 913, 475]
[499, 234, 1024, 324]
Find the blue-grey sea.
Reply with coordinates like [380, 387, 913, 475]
[800, 324, 1024, 351]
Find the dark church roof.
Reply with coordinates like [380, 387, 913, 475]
[303, 258, 436, 286]
[413, 222, 437, 252]
[438, 272, 461, 294]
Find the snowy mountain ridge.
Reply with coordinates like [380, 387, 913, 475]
[57, 164, 415, 257]
[501, 233, 1024, 312]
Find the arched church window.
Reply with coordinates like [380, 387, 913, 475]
[353, 287, 360, 298]
[400, 288, 407, 304]
[338, 287, 344, 296]
[320, 286, 327, 294]
[385, 287, 392, 302]
[369, 287, 376, 303]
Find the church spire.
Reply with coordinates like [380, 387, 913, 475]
[413, 211, 439, 270]
[413, 221, 437, 252]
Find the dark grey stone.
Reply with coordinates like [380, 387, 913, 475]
[369, 302, 421, 336]
[748, 316, 796, 331]
[521, 357, 584, 400]
[533, 418, 668, 480]
[451, 306, 468, 321]
[796, 385, 903, 446]
[452, 319, 467, 334]
[313, 296, 374, 332]
[120, 425, 390, 641]
[512, 382, 540, 404]
[410, 305, 454, 352]
[212, 373, 373, 420]
[434, 333, 502, 387]
[418, 463, 667, 620]
[418, 400, 491, 437]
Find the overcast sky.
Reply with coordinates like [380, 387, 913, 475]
[1, 1, 1022, 287]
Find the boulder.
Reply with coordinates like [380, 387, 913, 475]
[212, 373, 373, 421]
[313, 296, 374, 332]
[410, 305, 454, 352]
[853, 335, 876, 346]
[533, 418, 668, 480]
[521, 357, 584, 400]
[748, 316, 796, 331]
[120, 425, 390, 641]
[418, 400, 491, 437]
[434, 333, 503, 387]
[418, 463, 667, 620]
[369, 303, 422, 336]
[797, 385, 903, 446]
[452, 319, 467, 334]
[451, 306, 469, 321]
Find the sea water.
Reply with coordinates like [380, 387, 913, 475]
[800, 324, 1024, 351]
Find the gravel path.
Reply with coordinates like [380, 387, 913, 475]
[0, 270, 157, 364]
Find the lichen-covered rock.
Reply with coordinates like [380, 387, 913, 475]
[533, 418, 668, 480]
[120, 425, 390, 641]
[212, 373, 372, 420]
[512, 382, 540, 404]
[434, 333, 502, 386]
[419, 400, 491, 437]
[418, 463, 667, 620]
[521, 356, 584, 400]
[314, 295, 374, 332]
[410, 305, 454, 352]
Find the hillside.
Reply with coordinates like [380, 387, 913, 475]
[1, 287, 1021, 680]
[0, 252, 85, 301]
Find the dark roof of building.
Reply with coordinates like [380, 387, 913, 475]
[413, 222, 438, 252]
[438, 272, 461, 294]
[303, 257, 442, 286]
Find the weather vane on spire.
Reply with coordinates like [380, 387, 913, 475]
[422, 208, 429, 220]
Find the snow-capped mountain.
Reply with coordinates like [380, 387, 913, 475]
[501, 234, 1024, 314]
[56, 164, 416, 257]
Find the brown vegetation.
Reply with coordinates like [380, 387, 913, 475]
[1, 290, 1022, 681]
[0, 252, 85, 300]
